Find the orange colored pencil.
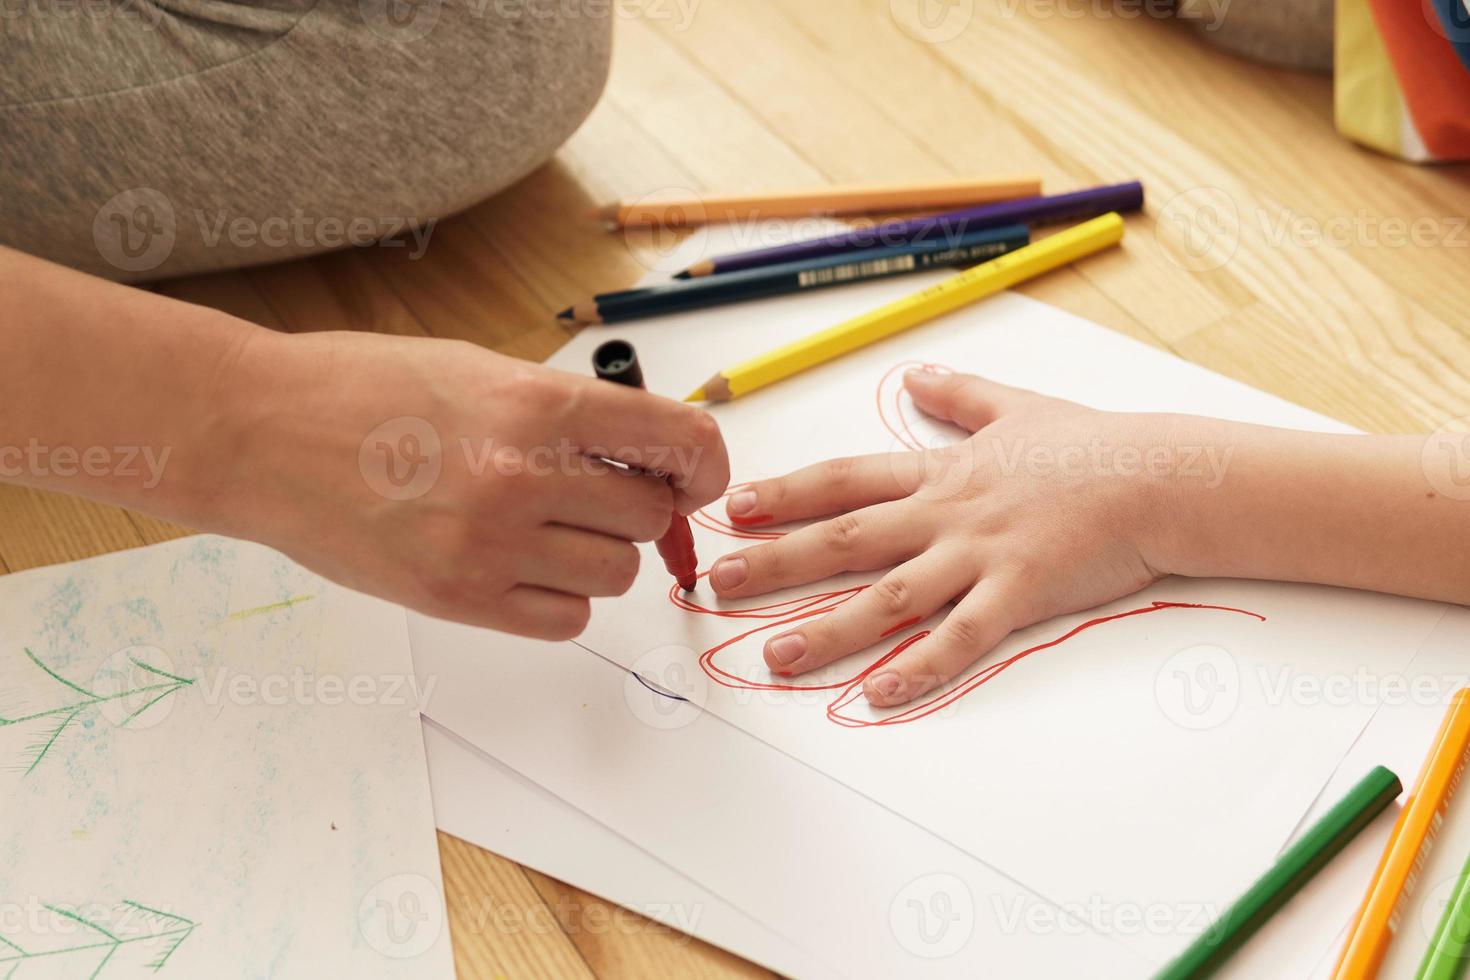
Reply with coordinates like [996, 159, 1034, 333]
[593, 176, 1042, 229]
[1332, 689, 1470, 980]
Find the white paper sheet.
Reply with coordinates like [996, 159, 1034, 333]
[412, 614, 1151, 978]
[422, 718, 827, 978]
[1212, 605, 1469, 980]
[0, 536, 451, 979]
[542, 284, 1449, 961]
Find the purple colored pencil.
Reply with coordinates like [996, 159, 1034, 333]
[676, 180, 1144, 278]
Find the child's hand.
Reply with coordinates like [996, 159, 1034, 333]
[708, 369, 1177, 707]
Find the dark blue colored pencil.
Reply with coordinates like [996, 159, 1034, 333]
[558, 224, 1030, 325]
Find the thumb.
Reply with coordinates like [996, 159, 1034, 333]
[903, 369, 1036, 433]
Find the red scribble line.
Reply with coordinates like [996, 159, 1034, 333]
[881, 616, 922, 638]
[877, 361, 951, 451]
[674, 579, 1264, 728]
[675, 362, 1266, 728]
[689, 483, 785, 541]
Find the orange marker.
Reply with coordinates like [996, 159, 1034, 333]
[1332, 689, 1470, 980]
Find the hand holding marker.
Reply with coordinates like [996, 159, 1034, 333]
[593, 340, 699, 592]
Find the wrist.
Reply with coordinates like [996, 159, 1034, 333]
[173, 320, 294, 537]
[1130, 413, 1233, 579]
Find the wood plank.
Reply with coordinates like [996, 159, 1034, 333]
[523, 869, 777, 980]
[438, 832, 597, 980]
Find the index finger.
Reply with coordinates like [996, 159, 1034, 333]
[724, 453, 925, 528]
[563, 376, 731, 513]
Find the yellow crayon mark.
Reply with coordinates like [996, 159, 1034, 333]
[222, 594, 316, 623]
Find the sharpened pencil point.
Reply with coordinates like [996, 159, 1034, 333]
[672, 270, 692, 280]
[683, 388, 707, 403]
[556, 307, 573, 321]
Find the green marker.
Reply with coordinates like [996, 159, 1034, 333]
[1417, 849, 1470, 980]
[1154, 765, 1403, 980]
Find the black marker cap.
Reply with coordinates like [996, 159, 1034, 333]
[593, 339, 644, 389]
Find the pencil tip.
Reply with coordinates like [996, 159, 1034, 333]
[556, 307, 573, 321]
[672, 270, 691, 280]
[683, 388, 707, 403]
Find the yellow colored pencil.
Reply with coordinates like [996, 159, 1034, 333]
[685, 212, 1125, 403]
[594, 175, 1042, 229]
[1332, 689, 1470, 980]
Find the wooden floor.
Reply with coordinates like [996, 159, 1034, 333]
[6, 1, 1470, 977]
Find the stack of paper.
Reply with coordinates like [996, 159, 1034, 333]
[411, 257, 1454, 976]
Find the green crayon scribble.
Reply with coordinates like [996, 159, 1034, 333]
[0, 899, 195, 977]
[1, 648, 192, 775]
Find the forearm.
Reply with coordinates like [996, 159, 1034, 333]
[1151, 416, 1470, 605]
[0, 246, 257, 527]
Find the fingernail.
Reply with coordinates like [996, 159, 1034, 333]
[711, 556, 748, 590]
[868, 671, 905, 701]
[727, 490, 758, 515]
[767, 633, 806, 666]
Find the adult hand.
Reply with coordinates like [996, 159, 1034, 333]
[215, 330, 729, 639]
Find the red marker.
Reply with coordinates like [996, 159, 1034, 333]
[592, 340, 700, 592]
